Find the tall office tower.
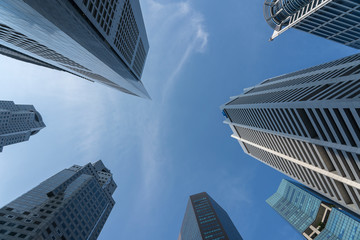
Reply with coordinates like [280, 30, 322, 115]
[267, 179, 360, 239]
[263, 0, 360, 48]
[178, 192, 243, 240]
[0, 160, 117, 240]
[221, 52, 360, 215]
[0, 0, 149, 98]
[0, 100, 45, 152]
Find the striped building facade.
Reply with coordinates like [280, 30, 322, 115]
[264, 0, 360, 48]
[221, 53, 360, 215]
[0, 0, 150, 98]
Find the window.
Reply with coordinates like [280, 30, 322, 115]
[17, 225, 25, 229]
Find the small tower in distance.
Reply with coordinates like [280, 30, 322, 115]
[0, 100, 45, 152]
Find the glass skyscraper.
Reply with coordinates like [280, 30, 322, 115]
[264, 0, 360, 48]
[0, 160, 116, 240]
[221, 52, 360, 215]
[268, 179, 360, 239]
[178, 192, 243, 240]
[0, 100, 45, 152]
[0, 0, 149, 98]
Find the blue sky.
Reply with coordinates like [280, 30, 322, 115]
[0, 0, 358, 239]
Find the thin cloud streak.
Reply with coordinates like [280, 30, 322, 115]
[134, 0, 209, 204]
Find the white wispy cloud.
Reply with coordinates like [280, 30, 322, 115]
[0, 0, 209, 223]
[133, 0, 209, 203]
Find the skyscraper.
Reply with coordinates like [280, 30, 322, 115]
[221, 52, 360, 215]
[263, 0, 360, 48]
[0, 0, 149, 98]
[0, 100, 45, 152]
[178, 192, 243, 240]
[0, 160, 116, 240]
[267, 179, 360, 239]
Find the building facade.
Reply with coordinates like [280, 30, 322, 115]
[267, 179, 360, 240]
[178, 192, 243, 240]
[0, 100, 45, 152]
[221, 52, 360, 215]
[0, 160, 117, 240]
[264, 0, 360, 49]
[0, 0, 149, 97]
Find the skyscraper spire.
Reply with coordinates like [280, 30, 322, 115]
[0, 100, 45, 152]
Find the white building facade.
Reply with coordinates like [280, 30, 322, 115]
[264, 0, 360, 48]
[222, 53, 360, 215]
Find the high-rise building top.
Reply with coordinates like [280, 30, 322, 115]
[178, 192, 243, 240]
[268, 179, 360, 240]
[221, 52, 360, 215]
[0, 100, 45, 152]
[0, 160, 116, 240]
[0, 0, 150, 97]
[263, 0, 360, 49]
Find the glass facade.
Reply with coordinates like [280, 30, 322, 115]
[178, 192, 243, 240]
[0, 160, 117, 240]
[0, 0, 149, 97]
[268, 179, 360, 240]
[316, 208, 360, 240]
[267, 179, 324, 233]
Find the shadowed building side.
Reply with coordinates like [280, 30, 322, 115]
[0, 0, 150, 98]
[0, 160, 117, 240]
[178, 192, 243, 240]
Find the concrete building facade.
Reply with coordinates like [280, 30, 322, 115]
[178, 192, 243, 240]
[221, 52, 360, 215]
[0, 100, 45, 152]
[264, 0, 360, 48]
[0, 0, 149, 97]
[0, 160, 116, 240]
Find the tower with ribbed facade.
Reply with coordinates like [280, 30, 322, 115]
[0, 0, 149, 97]
[178, 192, 243, 240]
[0, 100, 45, 152]
[264, 0, 360, 48]
[221, 52, 360, 215]
[0, 160, 116, 240]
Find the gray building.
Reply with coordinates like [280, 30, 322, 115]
[0, 0, 149, 98]
[178, 192, 243, 240]
[264, 0, 360, 49]
[0, 100, 45, 152]
[0, 160, 116, 240]
[268, 179, 360, 240]
[221, 53, 360, 215]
